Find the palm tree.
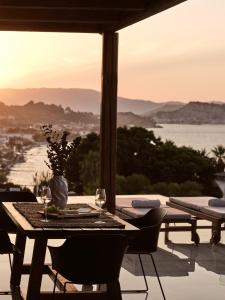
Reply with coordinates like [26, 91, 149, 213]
[211, 145, 225, 172]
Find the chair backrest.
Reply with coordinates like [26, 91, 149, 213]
[128, 207, 167, 254]
[48, 234, 128, 285]
[0, 191, 37, 202]
[0, 231, 13, 254]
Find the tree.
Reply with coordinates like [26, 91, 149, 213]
[80, 151, 100, 195]
[65, 132, 99, 194]
[211, 145, 225, 172]
[64, 126, 218, 196]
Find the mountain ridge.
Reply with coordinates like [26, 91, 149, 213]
[154, 101, 225, 124]
[0, 100, 156, 128]
[0, 88, 183, 115]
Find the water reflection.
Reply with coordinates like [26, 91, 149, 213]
[122, 247, 195, 277]
[166, 241, 225, 275]
[123, 240, 225, 280]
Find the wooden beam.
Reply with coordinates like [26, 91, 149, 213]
[0, 0, 147, 11]
[0, 8, 123, 24]
[100, 32, 118, 214]
[0, 21, 102, 33]
[109, 0, 187, 31]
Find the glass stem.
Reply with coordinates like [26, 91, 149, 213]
[44, 203, 48, 221]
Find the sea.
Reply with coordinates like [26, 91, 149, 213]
[7, 124, 225, 187]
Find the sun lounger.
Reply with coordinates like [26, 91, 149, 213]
[116, 195, 199, 244]
[168, 196, 225, 244]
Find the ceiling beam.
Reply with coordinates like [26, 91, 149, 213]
[0, 0, 147, 11]
[0, 8, 123, 24]
[109, 0, 187, 31]
[0, 21, 103, 33]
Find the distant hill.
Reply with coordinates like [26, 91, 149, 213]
[154, 102, 225, 124]
[0, 88, 176, 115]
[0, 101, 98, 125]
[0, 101, 156, 128]
[143, 102, 184, 117]
[117, 112, 155, 128]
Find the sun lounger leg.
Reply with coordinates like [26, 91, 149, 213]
[164, 223, 170, 243]
[210, 223, 221, 245]
[190, 219, 200, 245]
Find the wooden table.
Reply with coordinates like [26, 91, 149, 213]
[2, 202, 138, 300]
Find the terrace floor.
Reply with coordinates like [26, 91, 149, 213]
[1, 201, 225, 299]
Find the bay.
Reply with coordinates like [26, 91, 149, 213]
[7, 144, 49, 188]
[152, 124, 225, 153]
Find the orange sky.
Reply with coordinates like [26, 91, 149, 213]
[0, 0, 224, 102]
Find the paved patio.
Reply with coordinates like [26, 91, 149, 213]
[1, 196, 225, 299]
[0, 224, 225, 300]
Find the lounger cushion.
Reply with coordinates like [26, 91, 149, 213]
[121, 207, 150, 218]
[169, 197, 211, 211]
[116, 195, 168, 211]
[116, 197, 134, 211]
[208, 198, 225, 207]
[121, 207, 191, 220]
[164, 207, 192, 220]
[200, 206, 225, 218]
[131, 199, 161, 208]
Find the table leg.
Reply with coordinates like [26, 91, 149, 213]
[26, 238, 47, 300]
[10, 232, 26, 287]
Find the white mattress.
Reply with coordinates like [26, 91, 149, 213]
[169, 196, 212, 211]
[121, 207, 191, 220]
[169, 196, 225, 219]
[200, 206, 225, 218]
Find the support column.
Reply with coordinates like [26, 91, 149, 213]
[100, 31, 118, 213]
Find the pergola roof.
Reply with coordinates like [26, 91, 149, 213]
[0, 0, 187, 213]
[0, 0, 186, 33]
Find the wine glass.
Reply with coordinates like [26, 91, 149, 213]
[94, 188, 106, 224]
[40, 186, 52, 222]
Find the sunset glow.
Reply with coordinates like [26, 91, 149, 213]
[0, 0, 224, 102]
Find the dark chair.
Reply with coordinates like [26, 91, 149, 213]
[0, 191, 37, 202]
[0, 191, 37, 231]
[48, 234, 128, 300]
[0, 191, 37, 295]
[123, 207, 167, 300]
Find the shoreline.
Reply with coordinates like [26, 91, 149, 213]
[7, 144, 48, 188]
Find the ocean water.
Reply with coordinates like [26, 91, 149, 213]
[153, 124, 225, 153]
[8, 124, 225, 186]
[7, 144, 49, 188]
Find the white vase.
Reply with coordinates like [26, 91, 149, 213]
[49, 175, 68, 209]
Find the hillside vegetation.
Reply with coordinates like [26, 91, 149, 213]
[154, 102, 225, 124]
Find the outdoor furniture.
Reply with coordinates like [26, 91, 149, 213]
[123, 208, 167, 300]
[48, 234, 128, 299]
[0, 191, 37, 202]
[1, 201, 138, 300]
[0, 191, 37, 295]
[116, 195, 199, 244]
[0, 191, 37, 232]
[167, 196, 225, 244]
[0, 231, 18, 295]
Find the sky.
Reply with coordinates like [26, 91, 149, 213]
[0, 0, 224, 102]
